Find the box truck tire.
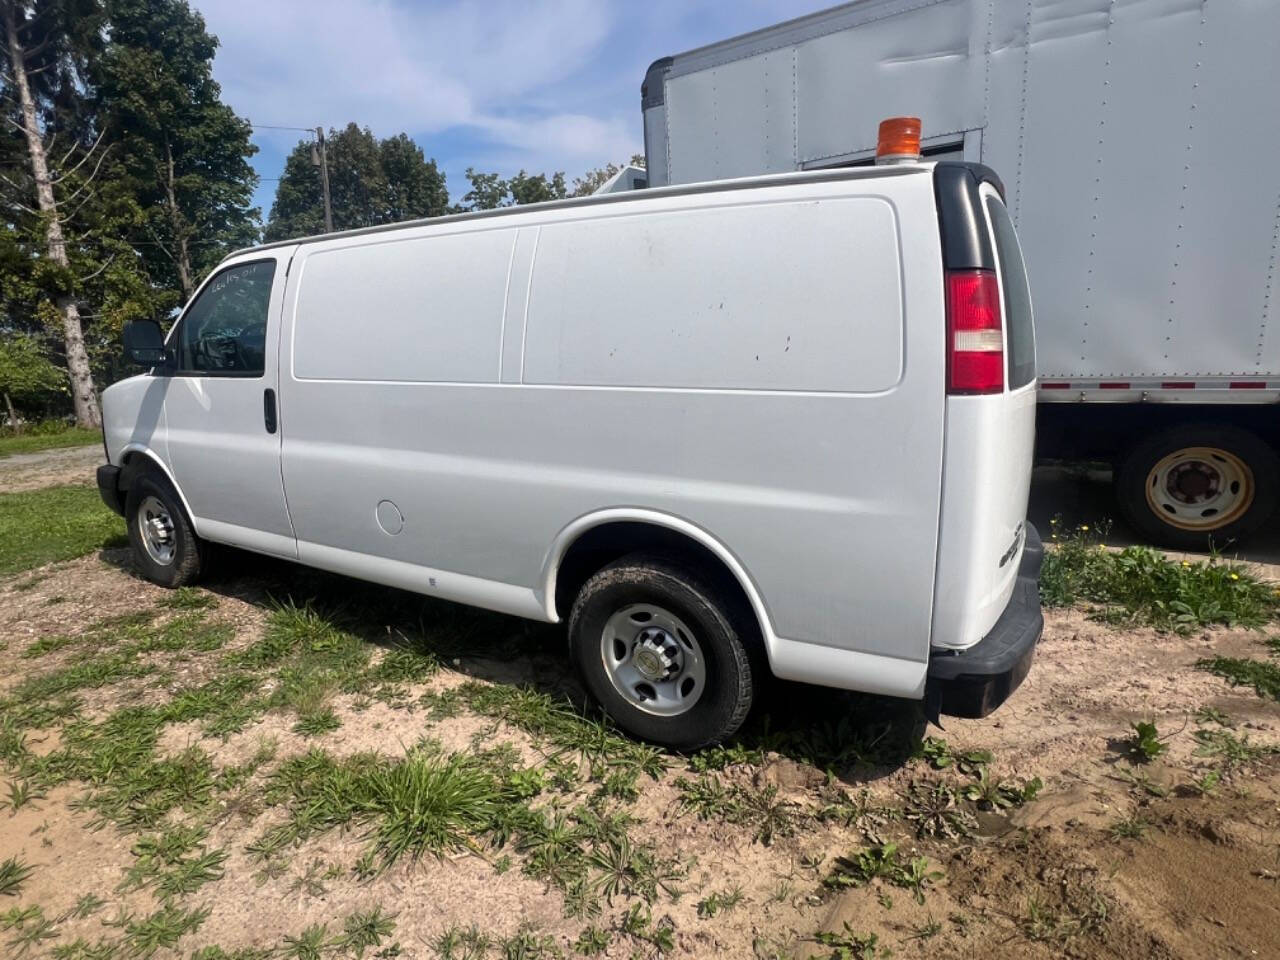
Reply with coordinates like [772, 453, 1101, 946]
[568, 556, 755, 750]
[1116, 424, 1279, 551]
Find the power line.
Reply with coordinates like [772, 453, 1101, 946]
[249, 123, 316, 134]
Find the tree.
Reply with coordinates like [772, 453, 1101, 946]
[571, 154, 646, 197]
[456, 155, 644, 212]
[458, 167, 507, 211]
[265, 124, 447, 241]
[456, 167, 567, 211]
[1, 0, 106, 426]
[94, 0, 260, 304]
[379, 132, 449, 225]
[0, 331, 64, 427]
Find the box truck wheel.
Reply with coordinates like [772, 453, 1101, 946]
[568, 555, 755, 750]
[1116, 424, 1279, 551]
[126, 470, 205, 588]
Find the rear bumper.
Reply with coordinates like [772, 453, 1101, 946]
[96, 464, 126, 517]
[927, 522, 1043, 718]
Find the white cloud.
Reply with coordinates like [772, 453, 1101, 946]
[197, 0, 632, 165]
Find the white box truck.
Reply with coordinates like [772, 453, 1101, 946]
[641, 0, 1280, 549]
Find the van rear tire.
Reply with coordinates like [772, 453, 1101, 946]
[568, 555, 755, 751]
[1115, 424, 1279, 551]
[125, 471, 205, 588]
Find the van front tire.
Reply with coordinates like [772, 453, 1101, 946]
[126, 471, 204, 588]
[568, 556, 755, 751]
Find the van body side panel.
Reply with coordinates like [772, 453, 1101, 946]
[278, 174, 947, 674]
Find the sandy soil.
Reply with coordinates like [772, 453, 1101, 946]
[0, 443, 103, 493]
[0, 548, 1277, 959]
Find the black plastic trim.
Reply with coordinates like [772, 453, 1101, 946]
[96, 464, 125, 517]
[926, 522, 1043, 719]
[641, 56, 673, 110]
[932, 162, 1004, 272]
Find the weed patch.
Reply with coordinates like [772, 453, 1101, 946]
[824, 842, 943, 904]
[1198, 654, 1280, 702]
[1040, 527, 1276, 631]
[674, 773, 799, 845]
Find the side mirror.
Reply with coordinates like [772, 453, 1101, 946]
[123, 320, 169, 368]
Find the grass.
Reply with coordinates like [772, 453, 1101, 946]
[1040, 524, 1278, 631]
[809, 922, 883, 959]
[1198, 638, 1280, 702]
[0, 857, 33, 897]
[0, 485, 125, 575]
[674, 773, 799, 845]
[0, 424, 100, 458]
[824, 843, 944, 904]
[252, 744, 512, 871]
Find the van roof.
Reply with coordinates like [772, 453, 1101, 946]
[227, 162, 926, 260]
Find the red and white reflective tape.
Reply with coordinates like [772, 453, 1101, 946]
[1038, 377, 1275, 401]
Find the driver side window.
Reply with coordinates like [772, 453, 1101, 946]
[175, 260, 276, 376]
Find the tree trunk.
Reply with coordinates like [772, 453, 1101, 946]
[164, 137, 194, 300]
[3, 391, 19, 433]
[3, 2, 101, 428]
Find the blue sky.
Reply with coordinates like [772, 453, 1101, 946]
[193, 0, 832, 218]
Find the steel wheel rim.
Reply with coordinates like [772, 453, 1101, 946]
[600, 602, 707, 717]
[1144, 446, 1254, 532]
[138, 495, 177, 565]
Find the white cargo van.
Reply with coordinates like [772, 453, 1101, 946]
[99, 149, 1042, 749]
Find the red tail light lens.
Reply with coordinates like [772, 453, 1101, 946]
[946, 269, 1003, 394]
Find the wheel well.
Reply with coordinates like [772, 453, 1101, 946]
[553, 522, 762, 638]
[119, 450, 157, 490]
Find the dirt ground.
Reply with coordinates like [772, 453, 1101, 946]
[0, 443, 103, 493]
[0, 464, 1278, 958]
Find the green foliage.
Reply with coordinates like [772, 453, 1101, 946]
[457, 167, 566, 211]
[0, 335, 66, 420]
[960, 768, 1043, 809]
[0, 856, 33, 897]
[688, 742, 764, 772]
[569, 155, 646, 197]
[824, 843, 943, 904]
[3, 0, 263, 418]
[0, 423, 100, 457]
[573, 925, 609, 955]
[810, 922, 884, 959]
[265, 125, 448, 241]
[696, 886, 745, 918]
[1040, 528, 1277, 631]
[1192, 727, 1278, 769]
[674, 774, 799, 845]
[1022, 891, 1110, 943]
[0, 485, 126, 575]
[1197, 654, 1280, 702]
[337, 906, 397, 959]
[917, 737, 992, 774]
[93, 0, 260, 303]
[1127, 721, 1168, 762]
[903, 780, 976, 839]
[1109, 815, 1150, 839]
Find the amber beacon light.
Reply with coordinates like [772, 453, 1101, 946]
[875, 116, 922, 164]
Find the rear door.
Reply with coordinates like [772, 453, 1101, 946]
[931, 165, 1037, 650]
[161, 251, 298, 559]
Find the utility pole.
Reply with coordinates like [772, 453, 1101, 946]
[313, 126, 334, 233]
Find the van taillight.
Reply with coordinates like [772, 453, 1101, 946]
[946, 269, 1003, 395]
